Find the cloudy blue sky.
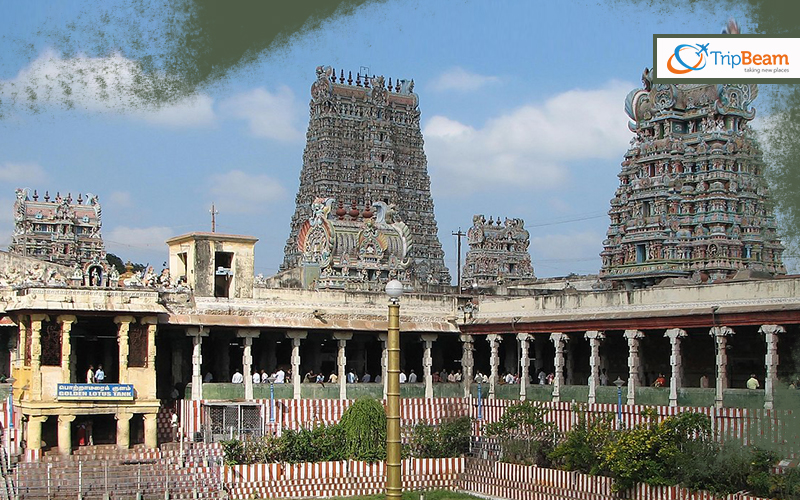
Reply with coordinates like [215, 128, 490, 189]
[0, 1, 757, 280]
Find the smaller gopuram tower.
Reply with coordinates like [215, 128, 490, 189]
[9, 188, 105, 268]
[600, 72, 785, 286]
[461, 214, 535, 289]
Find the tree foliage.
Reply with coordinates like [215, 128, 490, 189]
[338, 398, 387, 462]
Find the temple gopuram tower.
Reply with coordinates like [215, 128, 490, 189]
[600, 72, 785, 287]
[282, 66, 451, 285]
[462, 214, 535, 289]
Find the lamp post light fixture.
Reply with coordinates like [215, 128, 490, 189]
[613, 377, 625, 429]
[385, 279, 403, 500]
[267, 376, 276, 423]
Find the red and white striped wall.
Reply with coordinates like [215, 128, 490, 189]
[223, 457, 464, 499]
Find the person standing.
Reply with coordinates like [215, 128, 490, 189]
[599, 369, 609, 386]
[746, 374, 760, 390]
[86, 365, 95, 384]
[170, 409, 179, 442]
[94, 364, 105, 383]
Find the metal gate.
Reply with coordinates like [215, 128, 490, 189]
[201, 402, 263, 442]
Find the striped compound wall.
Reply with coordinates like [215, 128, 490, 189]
[223, 457, 463, 499]
[457, 458, 771, 500]
[0, 399, 21, 458]
[180, 397, 799, 458]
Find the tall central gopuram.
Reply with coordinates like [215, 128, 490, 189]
[281, 66, 451, 286]
[600, 72, 785, 286]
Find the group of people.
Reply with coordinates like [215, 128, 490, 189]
[303, 369, 378, 384]
[226, 367, 288, 384]
[85, 364, 106, 384]
[432, 369, 462, 383]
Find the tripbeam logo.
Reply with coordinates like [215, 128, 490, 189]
[666, 43, 709, 74]
[654, 36, 800, 82]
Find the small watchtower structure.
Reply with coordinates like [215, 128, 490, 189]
[166, 232, 258, 299]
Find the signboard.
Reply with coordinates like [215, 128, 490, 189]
[654, 34, 800, 83]
[57, 383, 135, 401]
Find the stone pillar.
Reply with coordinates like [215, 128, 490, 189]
[15, 317, 28, 371]
[665, 328, 687, 407]
[710, 326, 734, 408]
[286, 331, 307, 399]
[517, 333, 531, 401]
[187, 327, 209, 400]
[116, 412, 132, 450]
[57, 415, 76, 455]
[486, 334, 502, 400]
[565, 342, 575, 385]
[57, 315, 77, 383]
[238, 329, 260, 401]
[29, 314, 47, 400]
[623, 330, 644, 405]
[550, 333, 568, 402]
[760, 324, 785, 410]
[142, 317, 158, 400]
[459, 334, 474, 398]
[421, 334, 437, 398]
[379, 333, 388, 399]
[585, 331, 605, 404]
[114, 316, 134, 383]
[27, 415, 47, 452]
[143, 413, 158, 449]
[333, 332, 352, 400]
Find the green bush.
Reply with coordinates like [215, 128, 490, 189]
[485, 401, 558, 466]
[408, 417, 472, 458]
[599, 409, 715, 491]
[549, 405, 615, 475]
[279, 424, 345, 463]
[338, 398, 387, 462]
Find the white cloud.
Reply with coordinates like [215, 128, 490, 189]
[0, 162, 48, 184]
[424, 80, 634, 196]
[529, 231, 603, 264]
[429, 67, 500, 92]
[107, 191, 133, 208]
[0, 49, 215, 127]
[220, 87, 302, 142]
[207, 170, 287, 213]
[133, 93, 215, 128]
[105, 226, 175, 253]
